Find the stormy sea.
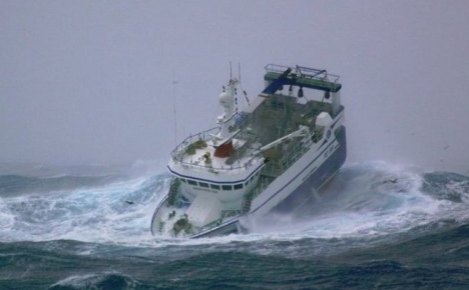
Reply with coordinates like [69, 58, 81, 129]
[1, 161, 469, 290]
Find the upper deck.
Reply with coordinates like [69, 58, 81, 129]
[169, 64, 342, 182]
[169, 126, 264, 177]
[263, 64, 341, 93]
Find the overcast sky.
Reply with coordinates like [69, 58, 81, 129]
[1, 0, 468, 174]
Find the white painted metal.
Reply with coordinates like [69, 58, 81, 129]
[151, 64, 345, 238]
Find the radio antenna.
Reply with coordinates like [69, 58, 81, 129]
[172, 70, 179, 146]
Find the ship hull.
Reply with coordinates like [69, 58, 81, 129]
[272, 125, 347, 213]
[151, 126, 347, 238]
[151, 65, 346, 239]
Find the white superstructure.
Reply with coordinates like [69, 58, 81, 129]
[151, 64, 347, 238]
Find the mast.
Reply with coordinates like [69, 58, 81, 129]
[217, 79, 237, 140]
[213, 76, 239, 158]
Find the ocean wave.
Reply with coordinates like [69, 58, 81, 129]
[0, 174, 126, 197]
[48, 273, 139, 290]
[0, 174, 169, 244]
[0, 161, 468, 254]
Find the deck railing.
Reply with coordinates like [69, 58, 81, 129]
[261, 135, 312, 177]
[170, 127, 263, 172]
[264, 64, 341, 93]
[264, 64, 340, 83]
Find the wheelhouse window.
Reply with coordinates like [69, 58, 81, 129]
[234, 183, 243, 190]
[222, 185, 232, 191]
[199, 182, 209, 188]
[210, 184, 221, 190]
[187, 180, 197, 186]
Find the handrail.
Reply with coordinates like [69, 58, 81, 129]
[173, 154, 263, 172]
[171, 126, 220, 157]
[170, 127, 263, 172]
[264, 64, 340, 83]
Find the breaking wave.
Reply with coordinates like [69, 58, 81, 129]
[0, 161, 468, 251]
[2, 161, 469, 289]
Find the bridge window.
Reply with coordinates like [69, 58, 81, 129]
[234, 184, 243, 190]
[187, 180, 197, 186]
[222, 185, 232, 191]
[199, 182, 209, 188]
[210, 184, 221, 190]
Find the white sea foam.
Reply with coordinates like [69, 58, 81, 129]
[1, 161, 469, 251]
[253, 162, 463, 240]
[50, 272, 137, 289]
[0, 174, 169, 244]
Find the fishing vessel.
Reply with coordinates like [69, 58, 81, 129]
[151, 64, 346, 238]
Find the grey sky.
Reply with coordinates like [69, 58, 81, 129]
[1, 1, 468, 173]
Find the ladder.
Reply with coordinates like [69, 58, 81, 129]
[167, 178, 181, 206]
